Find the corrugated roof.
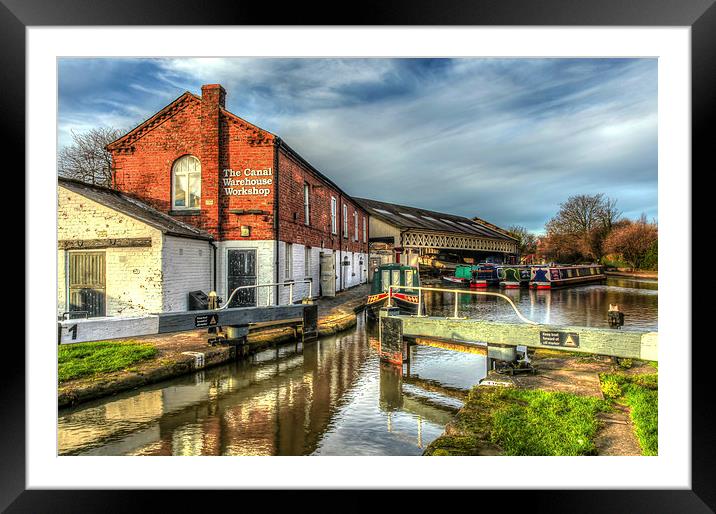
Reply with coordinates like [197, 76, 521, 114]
[58, 177, 213, 241]
[355, 197, 516, 242]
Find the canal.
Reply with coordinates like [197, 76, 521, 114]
[58, 277, 657, 456]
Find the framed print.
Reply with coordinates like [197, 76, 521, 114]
[5, 0, 712, 510]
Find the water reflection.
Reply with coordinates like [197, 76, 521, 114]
[423, 277, 657, 330]
[58, 277, 657, 456]
[59, 317, 480, 456]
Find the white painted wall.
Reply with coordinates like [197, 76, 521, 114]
[277, 243, 366, 304]
[161, 235, 213, 312]
[215, 240, 275, 306]
[57, 187, 164, 318]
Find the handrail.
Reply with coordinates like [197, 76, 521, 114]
[387, 284, 538, 325]
[219, 278, 313, 310]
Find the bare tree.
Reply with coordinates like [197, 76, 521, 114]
[507, 225, 538, 257]
[58, 127, 124, 187]
[543, 193, 621, 262]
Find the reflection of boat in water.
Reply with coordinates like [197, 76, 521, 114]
[367, 264, 420, 317]
[529, 264, 606, 289]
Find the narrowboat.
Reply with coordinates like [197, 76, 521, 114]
[367, 263, 421, 317]
[441, 264, 475, 285]
[496, 265, 531, 288]
[441, 262, 503, 288]
[529, 264, 606, 289]
[471, 263, 500, 288]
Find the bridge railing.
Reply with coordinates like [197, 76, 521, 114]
[221, 279, 313, 309]
[386, 284, 538, 325]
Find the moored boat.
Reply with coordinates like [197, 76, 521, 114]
[441, 264, 474, 286]
[529, 264, 606, 289]
[497, 265, 531, 288]
[367, 263, 421, 317]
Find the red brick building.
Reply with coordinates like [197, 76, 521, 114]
[106, 84, 369, 307]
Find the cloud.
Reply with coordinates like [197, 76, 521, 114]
[58, 57, 657, 232]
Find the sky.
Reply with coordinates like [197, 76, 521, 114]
[58, 57, 657, 233]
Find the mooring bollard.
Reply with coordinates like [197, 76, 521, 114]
[608, 304, 625, 329]
[302, 303, 319, 341]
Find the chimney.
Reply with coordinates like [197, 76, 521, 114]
[201, 84, 226, 109]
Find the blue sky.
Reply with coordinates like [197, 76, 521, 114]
[58, 57, 657, 233]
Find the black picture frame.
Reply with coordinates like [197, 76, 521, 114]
[6, 0, 709, 511]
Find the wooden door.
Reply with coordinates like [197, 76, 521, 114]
[319, 252, 336, 297]
[227, 249, 257, 307]
[68, 251, 106, 317]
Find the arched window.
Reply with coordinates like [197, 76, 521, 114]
[172, 155, 201, 209]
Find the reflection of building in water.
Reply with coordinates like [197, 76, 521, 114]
[59, 322, 371, 456]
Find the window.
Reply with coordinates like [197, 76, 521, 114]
[343, 204, 348, 238]
[172, 155, 201, 209]
[353, 211, 358, 241]
[363, 216, 367, 243]
[404, 269, 415, 292]
[304, 183, 310, 225]
[305, 246, 311, 277]
[285, 243, 293, 280]
[331, 197, 337, 234]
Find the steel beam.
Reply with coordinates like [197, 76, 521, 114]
[386, 315, 658, 361]
[58, 304, 307, 344]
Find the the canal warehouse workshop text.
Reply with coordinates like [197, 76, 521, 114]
[58, 84, 369, 318]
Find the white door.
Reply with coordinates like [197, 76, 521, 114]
[320, 252, 336, 297]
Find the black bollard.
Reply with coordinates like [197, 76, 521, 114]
[608, 304, 625, 329]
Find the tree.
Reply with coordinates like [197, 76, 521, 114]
[543, 193, 621, 262]
[507, 225, 538, 257]
[604, 215, 658, 270]
[58, 127, 124, 187]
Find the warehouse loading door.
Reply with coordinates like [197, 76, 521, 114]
[227, 249, 257, 307]
[319, 252, 336, 297]
[68, 251, 106, 317]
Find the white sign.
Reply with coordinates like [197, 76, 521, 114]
[223, 168, 273, 196]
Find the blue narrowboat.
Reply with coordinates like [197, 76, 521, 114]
[529, 264, 606, 289]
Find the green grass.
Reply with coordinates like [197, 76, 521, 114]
[490, 389, 607, 456]
[426, 387, 608, 456]
[600, 372, 658, 456]
[58, 340, 158, 383]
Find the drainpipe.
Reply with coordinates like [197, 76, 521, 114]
[210, 240, 218, 292]
[339, 193, 343, 292]
[273, 138, 281, 306]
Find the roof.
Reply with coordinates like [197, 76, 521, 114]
[106, 86, 367, 212]
[355, 197, 517, 242]
[58, 177, 214, 241]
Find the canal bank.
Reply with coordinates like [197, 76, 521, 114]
[58, 284, 369, 408]
[58, 278, 657, 456]
[606, 270, 658, 280]
[424, 350, 657, 456]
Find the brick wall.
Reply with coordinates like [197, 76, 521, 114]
[110, 86, 278, 243]
[277, 147, 369, 255]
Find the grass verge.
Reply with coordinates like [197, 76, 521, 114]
[426, 386, 608, 456]
[599, 372, 658, 455]
[58, 340, 158, 383]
